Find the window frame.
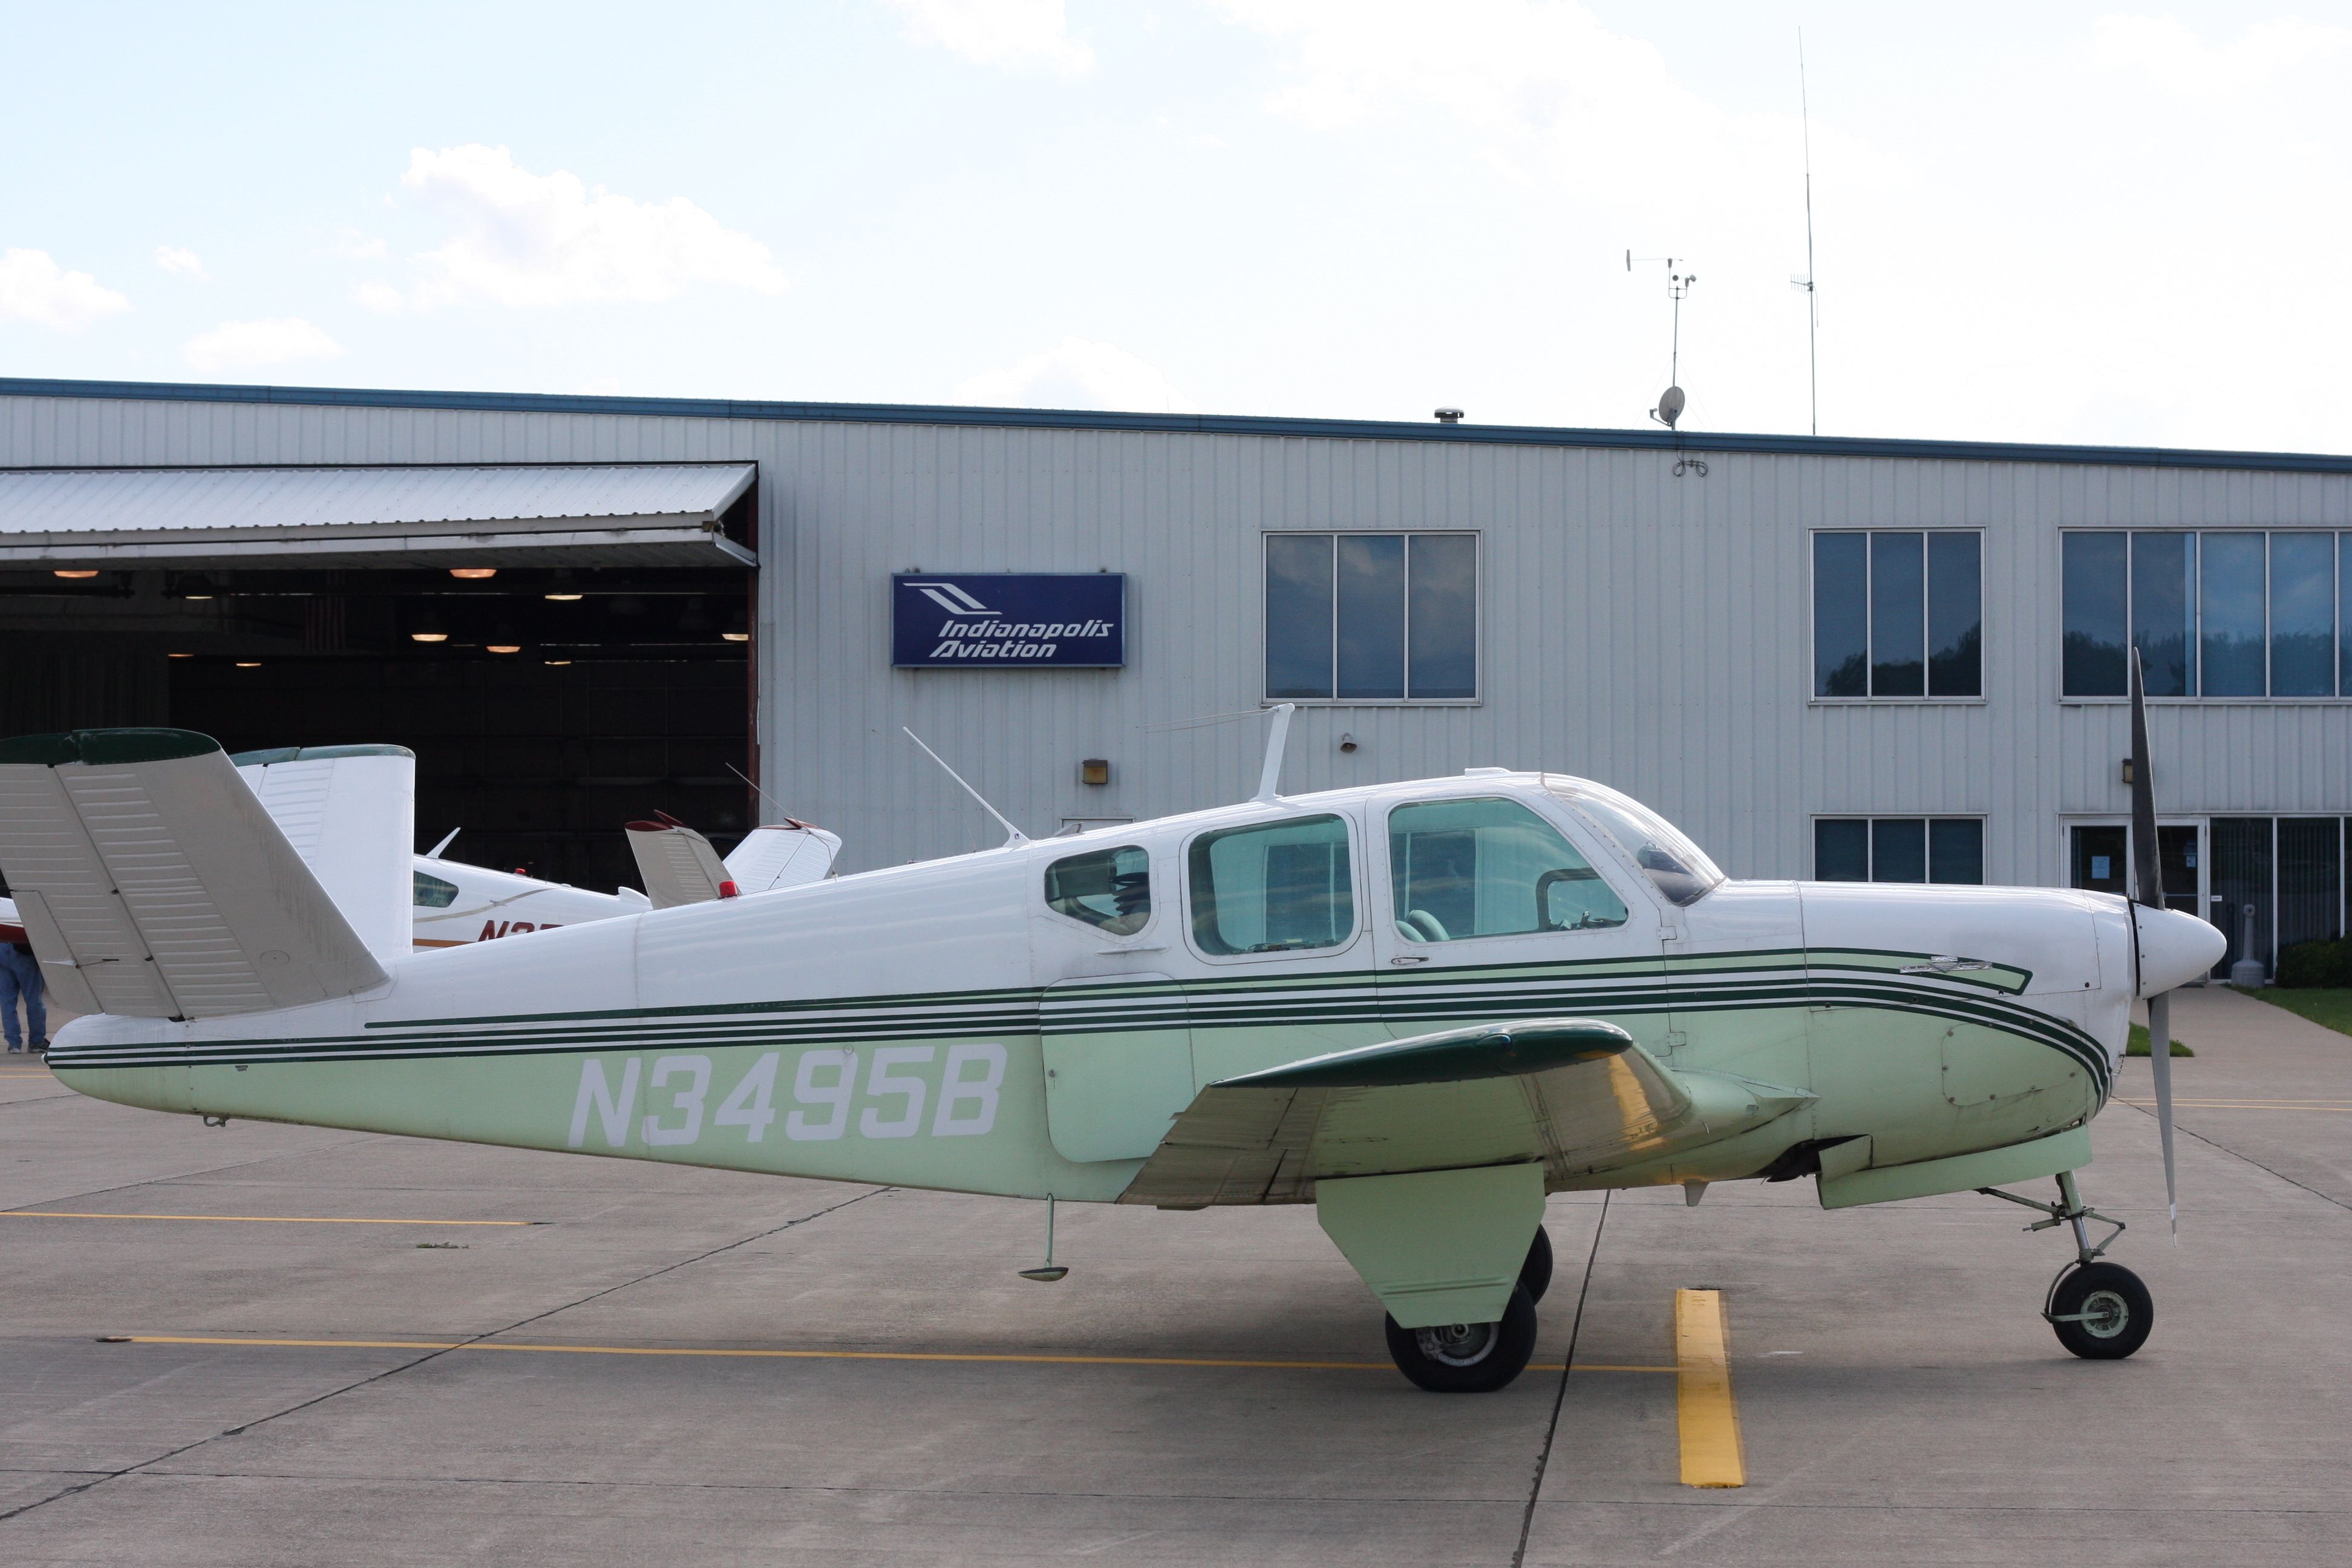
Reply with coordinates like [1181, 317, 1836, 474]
[1808, 528, 1987, 705]
[1811, 815, 1989, 884]
[1039, 841, 1157, 939]
[1261, 529, 1483, 706]
[2057, 528, 2349, 704]
[1179, 809, 1368, 965]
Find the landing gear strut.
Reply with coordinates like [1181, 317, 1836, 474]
[1980, 1171, 2154, 1360]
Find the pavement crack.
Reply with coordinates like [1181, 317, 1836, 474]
[1511, 1192, 1610, 1568]
[3, 1132, 387, 1216]
[2117, 1099, 2352, 1214]
[0, 1184, 884, 1528]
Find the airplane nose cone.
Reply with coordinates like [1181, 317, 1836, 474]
[2136, 904, 2228, 996]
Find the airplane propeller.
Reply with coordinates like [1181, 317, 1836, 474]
[2126, 648, 2181, 1241]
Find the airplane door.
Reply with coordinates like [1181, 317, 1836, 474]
[1370, 791, 1668, 1049]
[1040, 973, 1193, 1163]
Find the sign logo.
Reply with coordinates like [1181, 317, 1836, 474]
[892, 573, 1126, 668]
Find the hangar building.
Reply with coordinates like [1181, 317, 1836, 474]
[2, 376, 2347, 977]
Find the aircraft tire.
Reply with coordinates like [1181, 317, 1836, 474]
[1383, 1285, 1538, 1393]
[2048, 1263, 2153, 1360]
[1519, 1224, 1555, 1305]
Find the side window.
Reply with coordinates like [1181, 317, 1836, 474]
[1189, 814, 1356, 955]
[1043, 844, 1151, 935]
[1389, 797, 1627, 942]
[413, 869, 460, 909]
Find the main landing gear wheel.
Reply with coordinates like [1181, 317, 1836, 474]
[1519, 1225, 1554, 1304]
[2047, 1262, 2154, 1360]
[1384, 1284, 1538, 1393]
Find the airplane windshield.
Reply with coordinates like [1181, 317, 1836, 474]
[1543, 780, 1725, 907]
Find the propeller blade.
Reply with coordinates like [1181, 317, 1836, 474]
[2128, 648, 2180, 1241]
[2148, 989, 2179, 1241]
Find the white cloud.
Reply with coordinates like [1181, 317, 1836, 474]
[881, 0, 1093, 76]
[183, 317, 342, 373]
[956, 336, 1195, 412]
[0, 249, 132, 330]
[324, 228, 389, 260]
[379, 144, 789, 310]
[2092, 14, 2352, 97]
[351, 281, 406, 314]
[153, 246, 207, 278]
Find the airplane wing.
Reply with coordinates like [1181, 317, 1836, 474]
[0, 729, 388, 1019]
[1119, 1018, 1810, 1209]
[625, 818, 736, 909]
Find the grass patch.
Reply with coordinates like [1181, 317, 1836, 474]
[2125, 1025, 2192, 1057]
[2241, 987, 2352, 1037]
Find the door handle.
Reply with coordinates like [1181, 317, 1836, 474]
[1390, 955, 1429, 965]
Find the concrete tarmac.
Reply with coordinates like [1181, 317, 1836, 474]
[1, 987, 2346, 1566]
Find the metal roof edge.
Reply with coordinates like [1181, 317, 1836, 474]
[5, 376, 2350, 475]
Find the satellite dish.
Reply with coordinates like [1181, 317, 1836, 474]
[1651, 385, 1686, 430]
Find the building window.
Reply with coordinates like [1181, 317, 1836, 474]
[1265, 532, 1477, 701]
[1815, 817, 1985, 884]
[2061, 531, 2348, 697]
[1812, 531, 1981, 698]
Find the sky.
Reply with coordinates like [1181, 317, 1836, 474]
[2, 0, 2346, 452]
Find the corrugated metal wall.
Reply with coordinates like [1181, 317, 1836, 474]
[6, 391, 2348, 883]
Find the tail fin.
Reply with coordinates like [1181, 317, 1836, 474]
[724, 822, 841, 893]
[232, 744, 416, 965]
[0, 729, 386, 1019]
[626, 818, 736, 909]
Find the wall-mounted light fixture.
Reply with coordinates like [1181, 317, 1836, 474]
[2119, 757, 2135, 786]
[1338, 732, 1359, 753]
[1079, 758, 1111, 786]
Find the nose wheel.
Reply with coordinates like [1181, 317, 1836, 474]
[1980, 1171, 2154, 1361]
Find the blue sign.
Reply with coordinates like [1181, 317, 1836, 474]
[892, 573, 1127, 668]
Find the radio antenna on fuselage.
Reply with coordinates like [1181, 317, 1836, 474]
[1255, 702, 1295, 803]
[902, 728, 1027, 847]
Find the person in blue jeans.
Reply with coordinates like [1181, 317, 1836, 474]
[1, 942, 47, 1054]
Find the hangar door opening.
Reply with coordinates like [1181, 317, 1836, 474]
[0, 463, 762, 895]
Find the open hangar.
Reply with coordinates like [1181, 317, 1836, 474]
[1, 374, 2347, 971]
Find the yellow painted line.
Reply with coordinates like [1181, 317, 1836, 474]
[2117, 1099, 2352, 1111]
[1674, 1288, 1746, 1488]
[109, 1334, 1673, 1375]
[5, 1212, 532, 1227]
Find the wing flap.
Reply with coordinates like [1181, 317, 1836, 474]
[1120, 1017, 1809, 1208]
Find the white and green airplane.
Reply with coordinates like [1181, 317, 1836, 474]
[0, 669, 2219, 1393]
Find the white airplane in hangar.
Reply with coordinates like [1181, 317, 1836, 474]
[220, 742, 839, 949]
[0, 664, 2219, 1393]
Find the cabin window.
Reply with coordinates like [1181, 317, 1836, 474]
[1814, 818, 1984, 884]
[1043, 844, 1152, 935]
[1264, 532, 1477, 702]
[413, 869, 460, 908]
[2062, 531, 2350, 697]
[1812, 531, 1981, 698]
[1388, 796, 1627, 942]
[1189, 814, 1356, 955]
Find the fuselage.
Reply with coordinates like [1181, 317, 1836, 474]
[51, 771, 2152, 1203]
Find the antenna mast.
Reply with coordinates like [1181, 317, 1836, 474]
[1795, 30, 1820, 436]
[902, 728, 1027, 847]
